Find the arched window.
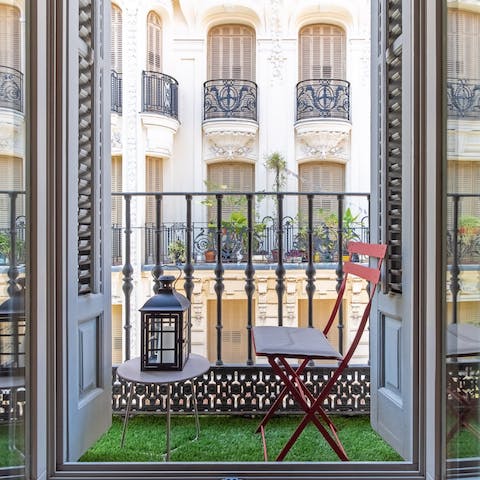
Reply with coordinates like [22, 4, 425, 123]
[447, 10, 480, 78]
[298, 162, 345, 223]
[299, 24, 346, 80]
[147, 11, 162, 72]
[208, 24, 255, 80]
[0, 5, 21, 71]
[111, 3, 122, 72]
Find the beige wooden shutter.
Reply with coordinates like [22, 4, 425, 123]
[111, 3, 122, 72]
[111, 304, 123, 364]
[0, 156, 23, 227]
[299, 162, 345, 223]
[299, 24, 345, 80]
[447, 160, 480, 219]
[0, 5, 21, 70]
[111, 156, 122, 225]
[147, 11, 162, 72]
[208, 24, 255, 80]
[145, 156, 163, 225]
[207, 300, 252, 363]
[207, 162, 254, 220]
[448, 10, 480, 79]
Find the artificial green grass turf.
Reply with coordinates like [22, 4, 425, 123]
[0, 424, 25, 467]
[80, 415, 403, 462]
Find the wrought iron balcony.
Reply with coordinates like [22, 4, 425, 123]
[110, 70, 122, 114]
[0, 66, 23, 113]
[296, 79, 350, 122]
[141, 71, 178, 119]
[447, 78, 480, 118]
[203, 79, 257, 121]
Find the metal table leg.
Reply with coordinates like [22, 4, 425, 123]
[193, 381, 200, 440]
[120, 382, 134, 448]
[166, 382, 171, 461]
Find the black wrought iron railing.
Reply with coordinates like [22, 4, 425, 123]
[141, 71, 178, 118]
[111, 191, 370, 362]
[296, 79, 350, 122]
[0, 66, 23, 113]
[446, 193, 480, 325]
[203, 79, 257, 121]
[447, 78, 480, 118]
[111, 70, 122, 114]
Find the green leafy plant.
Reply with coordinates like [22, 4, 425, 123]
[265, 151, 287, 193]
[0, 232, 25, 264]
[458, 215, 480, 235]
[167, 239, 186, 264]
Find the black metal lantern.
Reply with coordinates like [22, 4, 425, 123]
[0, 279, 26, 375]
[139, 275, 190, 371]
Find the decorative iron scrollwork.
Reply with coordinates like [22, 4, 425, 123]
[296, 79, 350, 121]
[204, 79, 257, 121]
[0, 66, 23, 113]
[447, 78, 480, 118]
[142, 71, 178, 119]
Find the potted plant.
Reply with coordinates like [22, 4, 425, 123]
[167, 239, 186, 264]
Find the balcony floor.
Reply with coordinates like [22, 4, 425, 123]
[78, 414, 403, 462]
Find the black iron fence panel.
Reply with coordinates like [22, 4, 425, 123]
[204, 79, 257, 121]
[111, 70, 122, 114]
[0, 66, 23, 113]
[296, 79, 350, 122]
[142, 71, 178, 119]
[112, 365, 371, 414]
[447, 78, 480, 118]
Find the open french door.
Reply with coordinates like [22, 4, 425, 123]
[64, 0, 112, 461]
[370, 0, 420, 461]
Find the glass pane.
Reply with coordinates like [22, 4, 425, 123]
[0, 0, 27, 473]
[444, 1, 480, 477]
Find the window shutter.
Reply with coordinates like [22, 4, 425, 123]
[0, 156, 23, 227]
[298, 162, 345, 223]
[448, 161, 480, 219]
[111, 305, 123, 364]
[0, 5, 21, 70]
[207, 162, 254, 220]
[448, 10, 480, 79]
[111, 156, 122, 225]
[111, 4, 122, 72]
[147, 11, 162, 72]
[299, 24, 345, 80]
[145, 156, 163, 225]
[77, 0, 95, 295]
[208, 25, 255, 80]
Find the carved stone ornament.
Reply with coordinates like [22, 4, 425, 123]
[203, 120, 258, 161]
[295, 120, 351, 162]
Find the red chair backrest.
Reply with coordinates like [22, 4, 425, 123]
[322, 242, 387, 353]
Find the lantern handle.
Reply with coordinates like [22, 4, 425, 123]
[158, 264, 183, 290]
[172, 264, 182, 290]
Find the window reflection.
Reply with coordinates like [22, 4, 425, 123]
[445, 0, 480, 473]
[0, 0, 26, 471]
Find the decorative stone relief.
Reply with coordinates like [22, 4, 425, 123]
[297, 130, 350, 161]
[203, 120, 258, 162]
[268, 0, 286, 82]
[0, 115, 25, 157]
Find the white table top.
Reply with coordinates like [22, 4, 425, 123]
[447, 323, 480, 357]
[116, 353, 210, 384]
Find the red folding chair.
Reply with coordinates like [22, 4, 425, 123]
[252, 241, 387, 461]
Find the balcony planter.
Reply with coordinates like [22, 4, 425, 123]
[205, 249, 216, 263]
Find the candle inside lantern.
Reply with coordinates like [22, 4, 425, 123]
[162, 324, 175, 364]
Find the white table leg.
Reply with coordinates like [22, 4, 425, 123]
[120, 382, 134, 448]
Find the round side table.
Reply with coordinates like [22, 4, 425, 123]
[116, 353, 210, 461]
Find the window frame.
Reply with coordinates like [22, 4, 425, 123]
[26, 0, 444, 478]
